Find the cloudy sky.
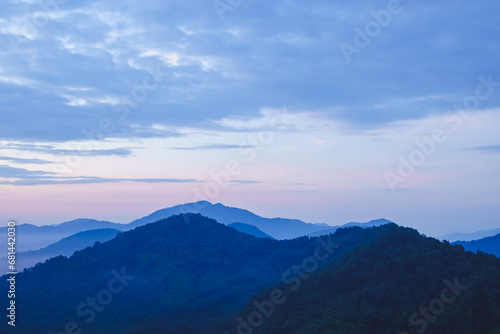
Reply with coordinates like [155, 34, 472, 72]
[1, 0, 499, 236]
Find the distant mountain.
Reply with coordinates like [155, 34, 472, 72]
[308, 218, 393, 237]
[0, 203, 386, 274]
[214, 225, 500, 334]
[0, 203, 391, 256]
[228, 223, 275, 239]
[128, 201, 328, 239]
[439, 227, 500, 242]
[0, 228, 121, 274]
[453, 233, 500, 257]
[0, 219, 124, 252]
[0, 214, 388, 333]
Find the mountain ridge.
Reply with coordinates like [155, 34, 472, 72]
[1, 214, 499, 333]
[453, 233, 500, 258]
[439, 227, 500, 242]
[0, 228, 121, 273]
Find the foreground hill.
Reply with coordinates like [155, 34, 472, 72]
[214, 227, 500, 334]
[1, 214, 381, 334]
[453, 233, 500, 258]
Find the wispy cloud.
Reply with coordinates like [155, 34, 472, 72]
[0, 177, 198, 186]
[0, 164, 197, 186]
[465, 145, 500, 153]
[0, 156, 52, 164]
[169, 143, 255, 150]
[1, 143, 134, 156]
[229, 180, 262, 185]
[0, 165, 56, 179]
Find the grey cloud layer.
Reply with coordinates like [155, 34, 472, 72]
[1, 0, 499, 143]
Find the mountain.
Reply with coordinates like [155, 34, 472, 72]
[0, 214, 391, 334]
[0, 228, 121, 274]
[0, 219, 124, 252]
[439, 227, 500, 242]
[3, 214, 500, 333]
[127, 201, 328, 239]
[214, 227, 500, 334]
[0, 202, 390, 259]
[228, 223, 275, 239]
[307, 218, 393, 237]
[453, 233, 500, 258]
[0, 202, 356, 274]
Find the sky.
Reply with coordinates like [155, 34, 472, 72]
[0, 0, 499, 236]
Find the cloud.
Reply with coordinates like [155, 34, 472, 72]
[0, 156, 52, 164]
[0, 177, 197, 186]
[0, 164, 197, 186]
[229, 180, 262, 185]
[1, 0, 499, 144]
[0, 165, 56, 179]
[466, 145, 500, 153]
[214, 108, 297, 132]
[0, 143, 134, 156]
[170, 143, 255, 150]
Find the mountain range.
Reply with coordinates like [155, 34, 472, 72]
[453, 233, 500, 258]
[439, 227, 500, 242]
[228, 223, 275, 239]
[127, 201, 331, 239]
[0, 201, 390, 254]
[0, 218, 123, 252]
[307, 218, 393, 237]
[1, 202, 497, 280]
[0, 228, 121, 273]
[0, 202, 394, 277]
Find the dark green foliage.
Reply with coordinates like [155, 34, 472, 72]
[218, 226, 500, 334]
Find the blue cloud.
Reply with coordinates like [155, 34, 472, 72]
[0, 156, 52, 164]
[0, 0, 499, 144]
[466, 145, 500, 153]
[170, 144, 255, 150]
[0, 165, 56, 179]
[0, 164, 197, 186]
[0, 177, 198, 186]
[1, 144, 134, 156]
